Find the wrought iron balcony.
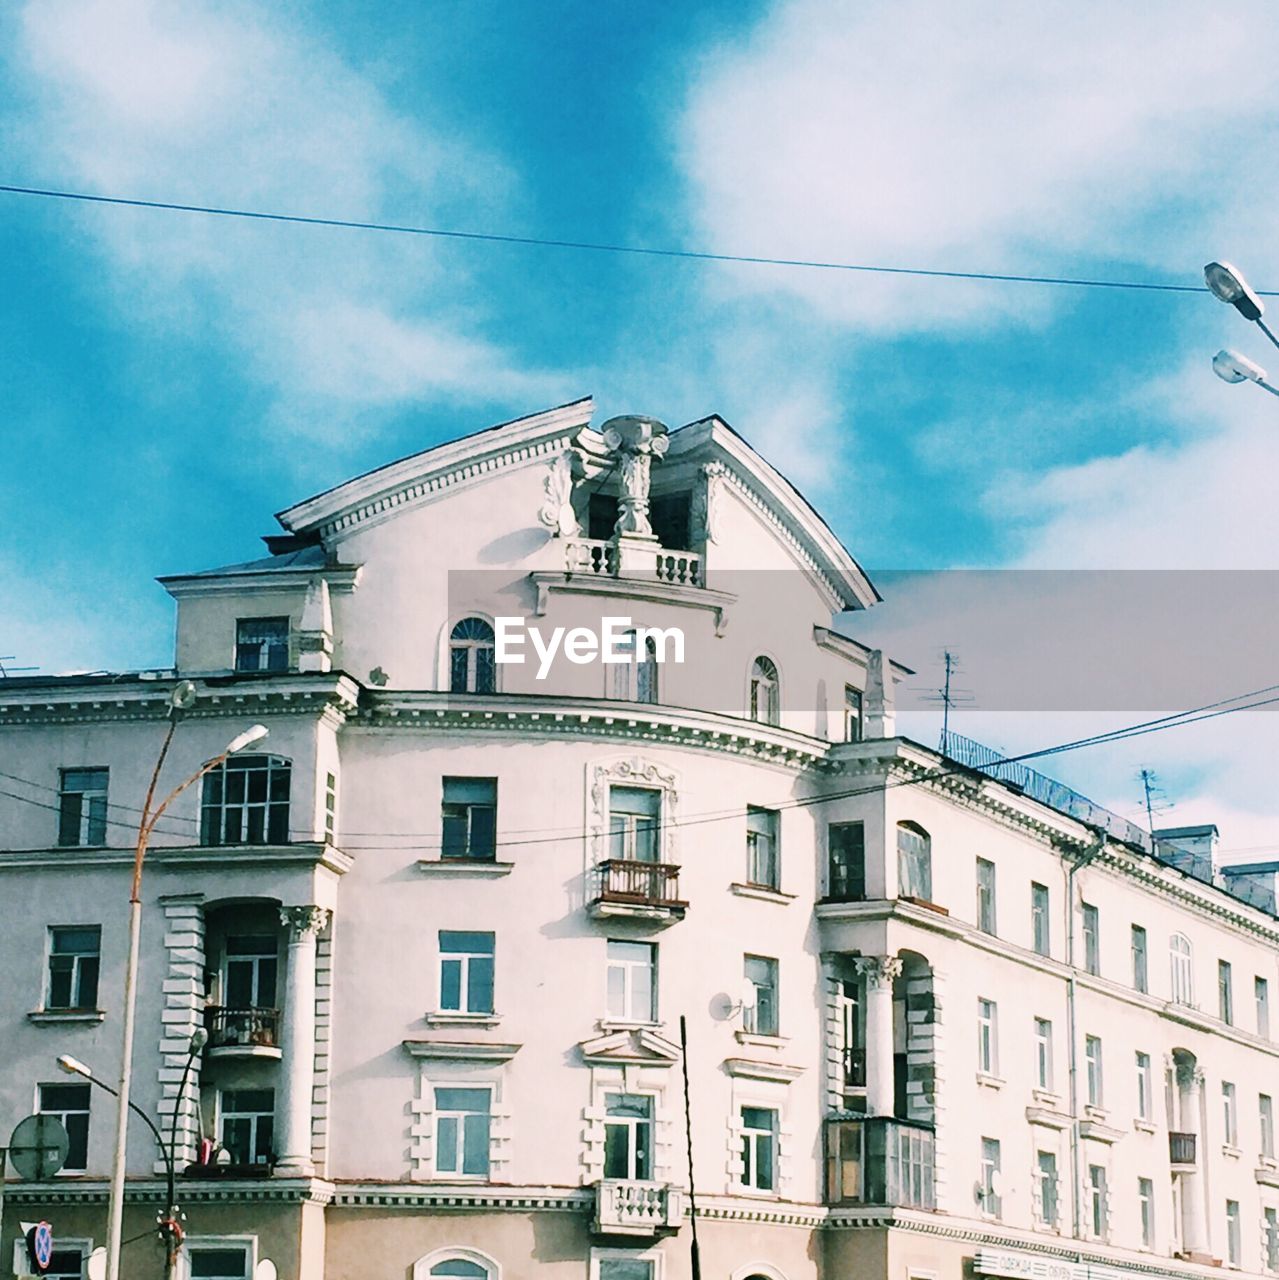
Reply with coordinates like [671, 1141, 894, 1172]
[589, 859, 687, 921]
[826, 1116, 936, 1209]
[593, 1179, 683, 1235]
[1169, 1131, 1197, 1168]
[204, 1006, 282, 1058]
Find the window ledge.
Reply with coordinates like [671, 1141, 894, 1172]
[730, 883, 795, 905]
[416, 860, 513, 878]
[424, 1012, 501, 1027]
[28, 1009, 106, 1025]
[1084, 1105, 1109, 1122]
[1031, 1088, 1061, 1107]
[734, 1031, 787, 1049]
[598, 1019, 663, 1034]
[1134, 1118, 1158, 1134]
[1223, 1143, 1243, 1160]
[976, 1072, 1005, 1091]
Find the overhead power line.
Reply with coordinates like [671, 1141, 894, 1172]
[0, 182, 1268, 296]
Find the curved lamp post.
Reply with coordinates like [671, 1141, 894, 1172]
[103, 685, 267, 1280]
[1204, 260, 1279, 396]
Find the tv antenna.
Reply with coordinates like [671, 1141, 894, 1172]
[1138, 768, 1175, 834]
[916, 649, 974, 756]
[0, 655, 38, 678]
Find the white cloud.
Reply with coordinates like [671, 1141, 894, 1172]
[678, 0, 1279, 331]
[10, 0, 566, 435]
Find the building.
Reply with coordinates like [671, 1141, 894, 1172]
[2, 397, 1279, 1280]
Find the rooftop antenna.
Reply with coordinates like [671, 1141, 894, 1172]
[1139, 768, 1173, 834]
[916, 649, 974, 757]
[0, 656, 39, 678]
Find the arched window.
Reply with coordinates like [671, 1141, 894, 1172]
[412, 1248, 498, 1279]
[450, 618, 496, 694]
[611, 631, 658, 704]
[432, 1263, 488, 1279]
[896, 822, 932, 903]
[749, 656, 780, 725]
[200, 755, 291, 846]
[1170, 933, 1194, 1006]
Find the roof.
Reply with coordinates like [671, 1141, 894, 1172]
[158, 544, 331, 583]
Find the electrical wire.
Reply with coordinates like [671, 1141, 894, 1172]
[1, 183, 1268, 296]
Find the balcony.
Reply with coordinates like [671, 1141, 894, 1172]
[204, 1006, 282, 1060]
[564, 538, 702, 587]
[826, 1116, 936, 1209]
[593, 1180, 683, 1236]
[588, 859, 687, 923]
[1169, 1131, 1197, 1171]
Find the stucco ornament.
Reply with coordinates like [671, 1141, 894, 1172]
[690, 461, 727, 545]
[599, 415, 669, 537]
[537, 449, 583, 537]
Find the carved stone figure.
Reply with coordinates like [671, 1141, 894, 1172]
[537, 449, 583, 537]
[599, 415, 669, 537]
[690, 461, 727, 545]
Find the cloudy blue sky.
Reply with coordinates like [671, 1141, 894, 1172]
[3, 0, 1279, 849]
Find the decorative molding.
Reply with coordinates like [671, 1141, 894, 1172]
[402, 1040, 522, 1063]
[3, 1177, 334, 1206]
[1078, 1119, 1126, 1145]
[281, 905, 331, 941]
[537, 449, 584, 536]
[528, 571, 735, 636]
[329, 1184, 588, 1211]
[1025, 1106, 1073, 1132]
[424, 1012, 503, 1028]
[578, 1028, 681, 1067]
[159, 565, 362, 600]
[729, 883, 796, 905]
[27, 1010, 105, 1025]
[416, 859, 514, 878]
[588, 756, 680, 867]
[852, 954, 903, 990]
[723, 1058, 805, 1083]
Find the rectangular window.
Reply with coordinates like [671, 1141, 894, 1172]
[438, 931, 495, 1014]
[1267, 1207, 1279, 1271]
[745, 806, 780, 890]
[844, 685, 863, 742]
[1260, 976, 1272, 1040]
[1087, 1164, 1108, 1239]
[744, 955, 779, 1036]
[603, 1093, 653, 1180]
[1263, 1094, 1275, 1159]
[597, 1258, 655, 1280]
[979, 1137, 1001, 1217]
[1085, 1035, 1103, 1108]
[608, 787, 661, 862]
[38, 1082, 90, 1171]
[897, 825, 932, 901]
[1031, 882, 1050, 956]
[44, 1248, 91, 1280]
[827, 822, 866, 902]
[224, 934, 278, 1008]
[200, 756, 290, 846]
[57, 767, 108, 847]
[1227, 1199, 1241, 1266]
[740, 1106, 778, 1192]
[1082, 903, 1100, 975]
[1224, 1082, 1239, 1147]
[219, 1088, 274, 1165]
[187, 1246, 252, 1280]
[46, 925, 101, 1011]
[839, 977, 866, 1089]
[1135, 1052, 1152, 1121]
[1034, 1018, 1053, 1092]
[1131, 925, 1148, 992]
[1220, 959, 1235, 1024]
[976, 858, 997, 934]
[977, 998, 998, 1075]
[234, 616, 289, 672]
[434, 1086, 491, 1177]
[1036, 1150, 1058, 1227]
[324, 771, 337, 842]
[1139, 1177, 1155, 1248]
[607, 941, 656, 1022]
[441, 777, 497, 861]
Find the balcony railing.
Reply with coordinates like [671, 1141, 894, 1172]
[563, 538, 703, 587]
[1169, 1131, 1197, 1166]
[593, 1179, 683, 1235]
[205, 1006, 280, 1052]
[826, 1116, 936, 1209]
[592, 859, 686, 913]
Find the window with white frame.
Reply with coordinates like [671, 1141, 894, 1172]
[608, 787, 661, 862]
[603, 1093, 653, 1181]
[41, 1245, 89, 1280]
[324, 771, 337, 842]
[186, 1242, 253, 1279]
[234, 616, 289, 673]
[1220, 959, 1235, 1024]
[1087, 1163, 1108, 1239]
[1082, 902, 1100, 975]
[607, 941, 656, 1022]
[439, 931, 495, 1014]
[1139, 1177, 1155, 1248]
[976, 858, 996, 934]
[200, 755, 291, 846]
[442, 778, 498, 860]
[427, 1260, 491, 1279]
[1260, 976, 1272, 1040]
[1262, 1094, 1275, 1160]
[1085, 1036, 1103, 1108]
[1170, 933, 1194, 1005]
[434, 1087, 492, 1178]
[1266, 1206, 1279, 1271]
[593, 1254, 656, 1280]
[827, 822, 865, 902]
[749, 656, 780, 725]
[745, 807, 780, 889]
[219, 1089, 274, 1166]
[1224, 1082, 1239, 1147]
[1131, 924, 1148, 992]
[979, 1137, 1001, 1217]
[1033, 1018, 1053, 1091]
[1227, 1199, 1241, 1266]
[1031, 882, 1050, 956]
[1036, 1150, 1059, 1227]
[743, 955, 779, 1036]
[611, 631, 659, 704]
[223, 935, 277, 1009]
[46, 925, 101, 1011]
[449, 618, 496, 693]
[1135, 1052, 1152, 1121]
[977, 998, 998, 1075]
[57, 767, 109, 847]
[840, 976, 866, 1090]
[844, 684, 863, 742]
[739, 1106, 778, 1192]
[38, 1082, 90, 1171]
[896, 823, 932, 902]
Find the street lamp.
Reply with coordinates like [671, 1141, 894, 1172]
[1211, 349, 1279, 397]
[1204, 262, 1279, 395]
[103, 687, 267, 1280]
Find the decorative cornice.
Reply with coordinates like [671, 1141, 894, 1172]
[529, 571, 735, 636]
[0, 841, 353, 876]
[3, 1177, 333, 1206]
[723, 1058, 806, 1083]
[159, 565, 362, 600]
[328, 1183, 588, 1211]
[402, 1040, 522, 1063]
[578, 1027, 682, 1066]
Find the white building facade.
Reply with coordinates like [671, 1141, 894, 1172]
[2, 398, 1278, 1280]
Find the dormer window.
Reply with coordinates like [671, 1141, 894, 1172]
[449, 618, 496, 694]
[235, 617, 289, 673]
[749, 657, 780, 726]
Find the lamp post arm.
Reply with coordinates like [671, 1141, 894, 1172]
[75, 1071, 173, 1179]
[130, 717, 179, 902]
[1257, 317, 1279, 353]
[139, 750, 234, 857]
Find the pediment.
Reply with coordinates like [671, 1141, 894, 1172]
[577, 1027, 682, 1067]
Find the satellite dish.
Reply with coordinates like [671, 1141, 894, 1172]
[708, 993, 736, 1021]
[255, 1261, 277, 1280]
[989, 1169, 1004, 1198]
[8, 1114, 69, 1180]
[739, 980, 758, 1014]
[169, 680, 198, 711]
[86, 1248, 107, 1280]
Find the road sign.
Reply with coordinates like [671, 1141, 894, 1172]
[8, 1116, 69, 1181]
[27, 1221, 53, 1274]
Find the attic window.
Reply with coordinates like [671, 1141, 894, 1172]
[235, 618, 289, 673]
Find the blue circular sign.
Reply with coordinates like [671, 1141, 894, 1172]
[28, 1221, 53, 1273]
